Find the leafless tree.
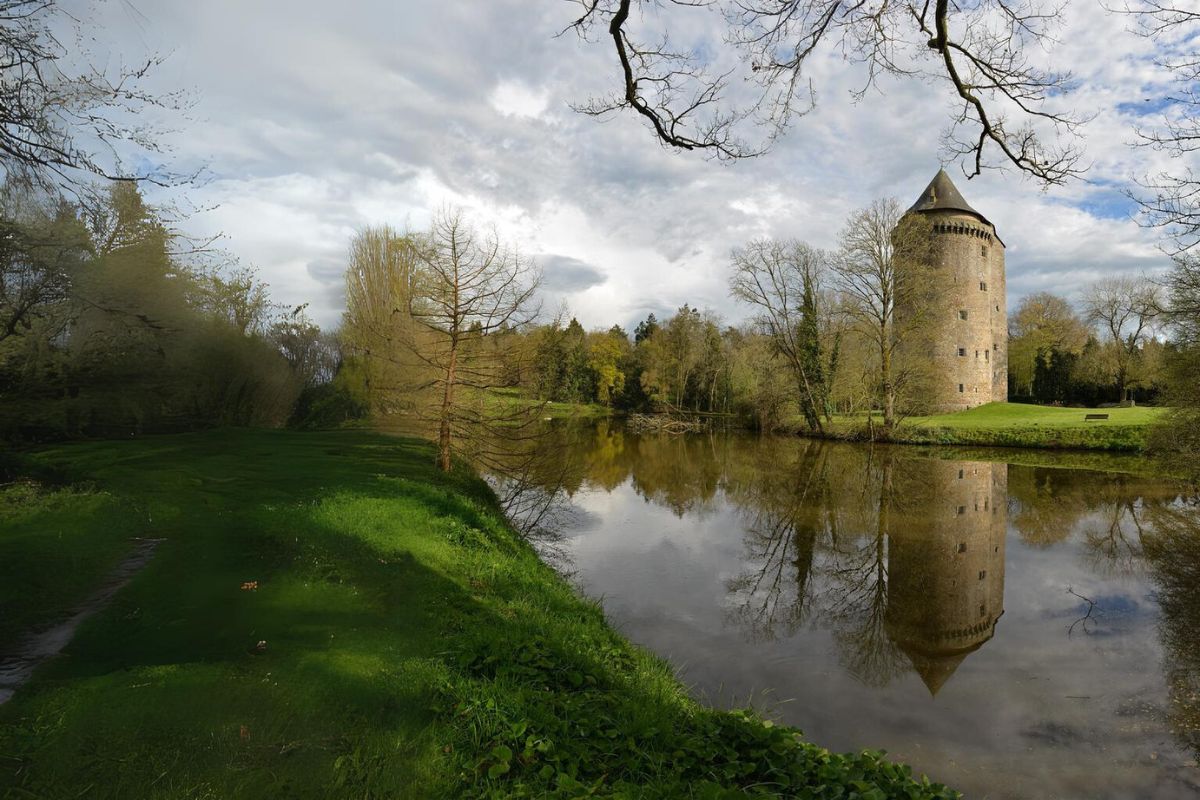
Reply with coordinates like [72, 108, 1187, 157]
[0, 1, 187, 189]
[729, 238, 830, 431]
[833, 197, 938, 428]
[1081, 275, 1163, 404]
[1166, 252, 1200, 345]
[1119, 2, 1200, 250]
[564, 0, 1086, 183]
[270, 304, 340, 388]
[408, 208, 542, 472]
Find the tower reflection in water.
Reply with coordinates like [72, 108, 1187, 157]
[723, 447, 1010, 696]
[885, 460, 1007, 696]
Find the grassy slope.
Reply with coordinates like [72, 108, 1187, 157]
[0, 429, 955, 799]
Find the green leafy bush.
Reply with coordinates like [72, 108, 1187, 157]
[437, 636, 960, 799]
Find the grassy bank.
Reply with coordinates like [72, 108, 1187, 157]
[788, 403, 1168, 452]
[0, 429, 955, 798]
[485, 387, 614, 420]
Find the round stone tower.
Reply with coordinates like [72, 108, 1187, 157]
[902, 169, 1007, 410]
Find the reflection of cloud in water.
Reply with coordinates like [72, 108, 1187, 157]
[554, 501, 603, 538]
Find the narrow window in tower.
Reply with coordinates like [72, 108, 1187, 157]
[958, 347, 966, 357]
[957, 506, 966, 515]
[979, 604, 987, 617]
[985, 350, 989, 362]
[959, 310, 968, 320]
[975, 350, 980, 358]
[980, 281, 988, 291]
[958, 383, 964, 393]
[957, 542, 968, 553]
[958, 469, 964, 479]
[979, 570, 987, 580]
[993, 342, 998, 351]
[981, 245, 988, 257]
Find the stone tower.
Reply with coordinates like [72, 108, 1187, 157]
[902, 169, 1007, 410]
[885, 457, 1008, 696]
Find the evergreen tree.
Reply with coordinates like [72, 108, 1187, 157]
[796, 269, 826, 430]
[634, 313, 659, 344]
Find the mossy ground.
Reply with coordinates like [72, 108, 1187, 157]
[0, 429, 956, 799]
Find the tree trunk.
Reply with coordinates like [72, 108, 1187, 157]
[796, 372, 824, 433]
[880, 331, 895, 429]
[438, 338, 458, 472]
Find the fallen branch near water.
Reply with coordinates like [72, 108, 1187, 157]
[626, 413, 713, 435]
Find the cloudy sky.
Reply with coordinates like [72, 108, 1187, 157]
[80, 1, 1184, 331]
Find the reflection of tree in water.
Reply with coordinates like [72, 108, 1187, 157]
[1081, 495, 1146, 577]
[1008, 467, 1090, 548]
[522, 420, 730, 517]
[821, 454, 908, 688]
[1008, 467, 1180, 574]
[1143, 499, 1200, 760]
[723, 439, 835, 641]
[626, 433, 727, 517]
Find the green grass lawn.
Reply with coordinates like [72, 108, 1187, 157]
[0, 483, 136, 646]
[904, 403, 1167, 429]
[0, 429, 956, 799]
[484, 387, 613, 420]
[809, 402, 1168, 452]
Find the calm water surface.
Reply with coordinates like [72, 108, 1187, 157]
[530, 422, 1200, 799]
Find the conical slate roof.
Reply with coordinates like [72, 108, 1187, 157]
[908, 168, 991, 225]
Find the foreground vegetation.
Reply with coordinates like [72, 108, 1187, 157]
[0, 429, 956, 799]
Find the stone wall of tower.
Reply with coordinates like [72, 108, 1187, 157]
[989, 230, 1009, 403]
[913, 210, 1007, 411]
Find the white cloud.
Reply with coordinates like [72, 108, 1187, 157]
[86, 1, 1183, 330]
[489, 80, 550, 119]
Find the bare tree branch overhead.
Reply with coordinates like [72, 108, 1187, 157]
[0, 0, 189, 189]
[1117, 1, 1200, 250]
[565, 0, 1087, 184]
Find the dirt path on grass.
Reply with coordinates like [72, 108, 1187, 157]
[0, 537, 164, 704]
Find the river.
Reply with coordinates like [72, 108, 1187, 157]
[503, 420, 1200, 799]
